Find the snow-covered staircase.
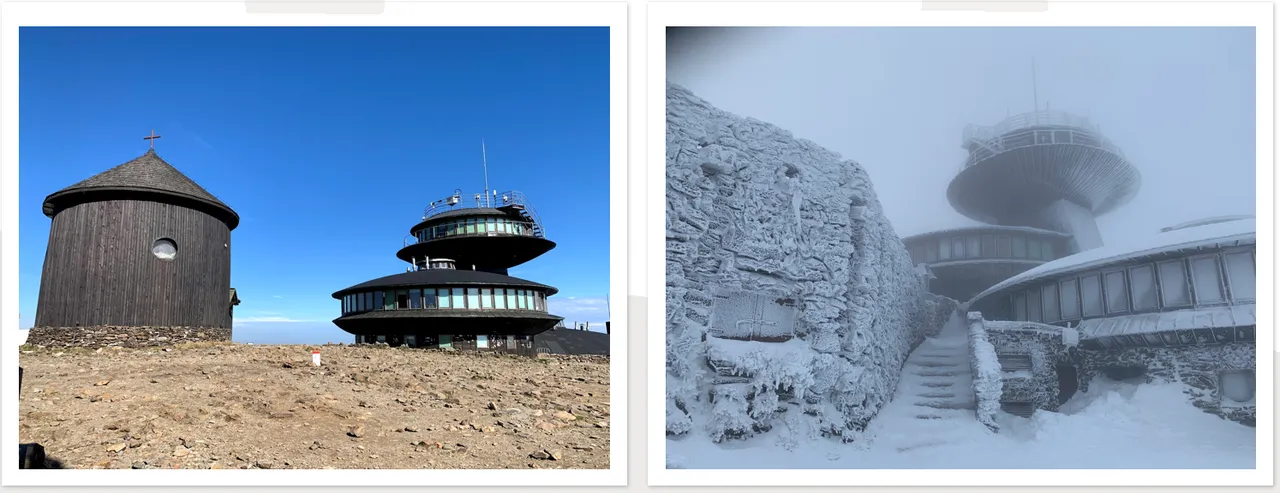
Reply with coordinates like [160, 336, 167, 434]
[866, 313, 993, 453]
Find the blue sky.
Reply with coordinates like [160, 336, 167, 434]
[18, 27, 611, 343]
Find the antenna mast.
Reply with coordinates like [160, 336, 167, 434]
[1031, 58, 1039, 111]
[481, 140, 491, 207]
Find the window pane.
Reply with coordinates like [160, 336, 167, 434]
[424, 289, 437, 308]
[996, 236, 1012, 257]
[926, 242, 938, 262]
[397, 290, 410, 309]
[481, 288, 494, 309]
[1059, 279, 1081, 320]
[1013, 292, 1027, 320]
[1026, 288, 1042, 322]
[375, 291, 385, 310]
[1028, 240, 1042, 260]
[1012, 236, 1027, 258]
[1192, 257, 1225, 303]
[507, 289, 518, 309]
[438, 288, 451, 308]
[1081, 274, 1103, 317]
[1043, 242, 1055, 260]
[952, 238, 965, 258]
[496, 288, 507, 309]
[1041, 283, 1060, 322]
[1105, 271, 1129, 313]
[520, 290, 530, 309]
[356, 293, 364, 312]
[467, 288, 480, 309]
[982, 235, 996, 257]
[1129, 265, 1157, 311]
[1225, 252, 1255, 301]
[410, 289, 422, 309]
[1158, 260, 1190, 306]
[939, 239, 951, 260]
[967, 236, 981, 258]
[451, 288, 465, 309]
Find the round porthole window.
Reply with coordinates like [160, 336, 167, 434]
[152, 238, 177, 260]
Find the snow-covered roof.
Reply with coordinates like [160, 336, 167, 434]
[971, 218, 1256, 304]
[1078, 304, 1255, 339]
[901, 224, 1071, 243]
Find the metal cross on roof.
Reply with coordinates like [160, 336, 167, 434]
[143, 129, 162, 149]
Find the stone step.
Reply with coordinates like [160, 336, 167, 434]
[918, 392, 958, 399]
[919, 381, 956, 388]
[908, 361, 962, 368]
[915, 400, 976, 410]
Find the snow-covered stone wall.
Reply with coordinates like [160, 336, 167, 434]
[966, 313, 1002, 431]
[983, 322, 1072, 413]
[1078, 342, 1256, 426]
[665, 83, 942, 443]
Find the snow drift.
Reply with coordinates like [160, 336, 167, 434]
[665, 83, 955, 443]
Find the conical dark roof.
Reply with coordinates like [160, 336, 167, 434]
[42, 149, 239, 229]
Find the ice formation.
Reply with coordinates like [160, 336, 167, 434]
[665, 83, 957, 443]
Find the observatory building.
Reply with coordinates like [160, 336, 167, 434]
[965, 216, 1256, 426]
[902, 110, 1142, 303]
[332, 189, 563, 354]
[30, 143, 240, 347]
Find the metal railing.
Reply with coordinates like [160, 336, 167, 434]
[959, 110, 1125, 169]
[422, 189, 546, 236]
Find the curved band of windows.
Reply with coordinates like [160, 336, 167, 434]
[415, 217, 537, 243]
[341, 286, 547, 315]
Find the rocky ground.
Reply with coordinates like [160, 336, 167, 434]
[17, 343, 610, 469]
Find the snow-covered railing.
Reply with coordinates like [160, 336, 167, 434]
[967, 312, 1002, 432]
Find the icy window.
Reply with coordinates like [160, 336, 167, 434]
[1012, 236, 1027, 258]
[1219, 370, 1255, 404]
[152, 238, 177, 260]
[1158, 260, 1191, 307]
[967, 236, 981, 258]
[996, 236, 1012, 257]
[1028, 239, 1041, 260]
[1026, 288, 1042, 322]
[1041, 283, 1060, 322]
[1225, 252, 1255, 301]
[926, 242, 938, 262]
[996, 354, 1033, 372]
[1104, 270, 1129, 314]
[1059, 278, 1081, 320]
[1080, 274, 1104, 317]
[1042, 241, 1055, 260]
[1012, 291, 1027, 320]
[982, 235, 996, 257]
[952, 238, 965, 258]
[1191, 256, 1225, 304]
[939, 238, 951, 260]
[1129, 265, 1158, 311]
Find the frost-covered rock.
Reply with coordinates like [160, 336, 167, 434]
[665, 83, 946, 442]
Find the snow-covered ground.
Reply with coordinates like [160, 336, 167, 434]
[668, 322, 1256, 469]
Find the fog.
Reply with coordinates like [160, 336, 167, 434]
[667, 27, 1256, 242]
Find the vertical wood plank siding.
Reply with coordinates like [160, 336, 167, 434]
[34, 199, 232, 328]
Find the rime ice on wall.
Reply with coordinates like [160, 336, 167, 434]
[665, 83, 942, 442]
[966, 313, 1002, 431]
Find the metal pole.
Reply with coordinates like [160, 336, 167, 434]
[482, 140, 491, 207]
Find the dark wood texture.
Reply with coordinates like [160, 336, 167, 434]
[34, 199, 231, 328]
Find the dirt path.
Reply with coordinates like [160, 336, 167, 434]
[17, 343, 610, 469]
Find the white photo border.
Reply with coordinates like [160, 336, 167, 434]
[1, 0, 628, 487]
[646, 0, 1274, 487]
